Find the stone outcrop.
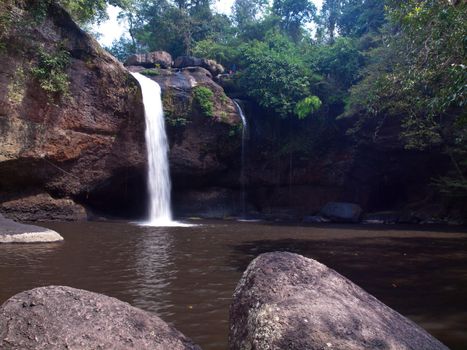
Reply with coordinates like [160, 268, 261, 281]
[0, 286, 201, 349]
[0, 193, 86, 222]
[123, 52, 225, 76]
[229, 252, 448, 350]
[125, 51, 173, 69]
[0, 213, 63, 243]
[173, 56, 225, 76]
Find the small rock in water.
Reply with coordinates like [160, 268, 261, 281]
[320, 202, 363, 223]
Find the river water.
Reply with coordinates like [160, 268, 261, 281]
[1, 220, 466, 349]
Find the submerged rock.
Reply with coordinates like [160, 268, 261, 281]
[321, 201, 362, 222]
[0, 286, 201, 350]
[0, 214, 63, 243]
[229, 252, 448, 350]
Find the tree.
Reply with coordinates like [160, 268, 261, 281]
[337, 0, 385, 37]
[238, 31, 320, 118]
[345, 0, 467, 196]
[59, 0, 133, 24]
[272, 0, 317, 41]
[232, 0, 268, 29]
[320, 0, 341, 42]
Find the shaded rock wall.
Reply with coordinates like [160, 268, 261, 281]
[232, 100, 460, 222]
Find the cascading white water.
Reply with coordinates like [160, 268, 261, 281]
[233, 100, 248, 217]
[131, 72, 173, 226]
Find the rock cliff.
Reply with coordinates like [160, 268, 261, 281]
[0, 3, 242, 220]
[0, 0, 146, 219]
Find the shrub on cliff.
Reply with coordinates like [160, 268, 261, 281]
[193, 86, 214, 118]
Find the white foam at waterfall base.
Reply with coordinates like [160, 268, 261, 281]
[131, 72, 194, 228]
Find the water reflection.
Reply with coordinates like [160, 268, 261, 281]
[131, 227, 175, 316]
[0, 221, 466, 350]
[0, 242, 63, 266]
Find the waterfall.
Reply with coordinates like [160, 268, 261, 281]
[131, 72, 173, 226]
[233, 100, 248, 217]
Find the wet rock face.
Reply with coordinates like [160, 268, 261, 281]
[0, 286, 201, 349]
[229, 252, 448, 350]
[127, 66, 242, 193]
[0, 1, 146, 219]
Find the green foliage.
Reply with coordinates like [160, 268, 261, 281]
[295, 96, 322, 119]
[105, 36, 135, 62]
[59, 0, 133, 24]
[112, 0, 228, 58]
[8, 67, 26, 105]
[193, 86, 214, 117]
[0, 1, 12, 33]
[165, 113, 189, 127]
[233, 0, 268, 28]
[238, 31, 314, 118]
[272, 0, 317, 40]
[337, 0, 385, 37]
[310, 37, 363, 89]
[229, 123, 243, 137]
[140, 69, 160, 76]
[346, 0, 467, 150]
[31, 46, 70, 101]
[192, 39, 239, 67]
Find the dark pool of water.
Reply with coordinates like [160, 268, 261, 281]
[1, 220, 466, 349]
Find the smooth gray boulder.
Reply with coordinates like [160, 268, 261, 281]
[0, 214, 63, 243]
[0, 286, 201, 350]
[321, 201, 362, 222]
[229, 252, 448, 350]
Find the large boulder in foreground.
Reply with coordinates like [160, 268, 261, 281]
[0, 214, 63, 243]
[229, 252, 448, 350]
[0, 286, 201, 350]
[321, 201, 362, 222]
